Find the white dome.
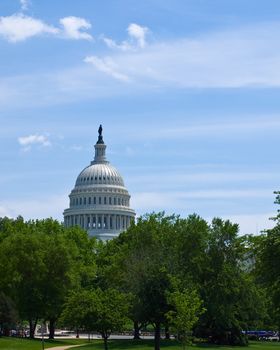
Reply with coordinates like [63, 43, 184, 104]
[75, 163, 125, 187]
[63, 125, 135, 240]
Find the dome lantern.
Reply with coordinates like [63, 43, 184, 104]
[92, 125, 107, 164]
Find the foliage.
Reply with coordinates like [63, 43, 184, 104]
[196, 218, 261, 345]
[0, 293, 18, 335]
[0, 218, 97, 338]
[166, 288, 205, 349]
[61, 288, 130, 350]
[0, 204, 278, 348]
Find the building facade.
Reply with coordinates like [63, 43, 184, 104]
[63, 125, 135, 240]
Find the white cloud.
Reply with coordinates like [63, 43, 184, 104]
[60, 16, 92, 40]
[132, 191, 276, 234]
[20, 0, 30, 11]
[127, 23, 148, 48]
[18, 134, 51, 151]
[102, 36, 131, 51]
[0, 205, 13, 218]
[103, 23, 149, 51]
[0, 14, 92, 43]
[97, 21, 280, 87]
[0, 14, 58, 42]
[3, 22, 280, 108]
[0, 195, 67, 221]
[221, 213, 275, 235]
[84, 56, 130, 82]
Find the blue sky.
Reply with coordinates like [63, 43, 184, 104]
[0, 0, 280, 234]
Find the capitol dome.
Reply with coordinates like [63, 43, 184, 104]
[63, 125, 136, 240]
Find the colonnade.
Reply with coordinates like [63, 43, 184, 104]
[64, 213, 132, 231]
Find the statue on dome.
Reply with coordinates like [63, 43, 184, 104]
[97, 124, 104, 144]
[98, 124, 103, 136]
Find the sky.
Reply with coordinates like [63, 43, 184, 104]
[0, 0, 280, 235]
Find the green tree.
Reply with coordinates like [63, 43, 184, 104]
[0, 292, 18, 336]
[61, 288, 130, 350]
[197, 218, 263, 345]
[0, 231, 46, 337]
[257, 193, 280, 335]
[166, 288, 205, 350]
[118, 213, 176, 350]
[0, 218, 97, 338]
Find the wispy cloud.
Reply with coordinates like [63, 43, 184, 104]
[132, 189, 272, 209]
[0, 194, 67, 221]
[60, 16, 92, 40]
[18, 134, 51, 151]
[91, 21, 280, 87]
[132, 191, 275, 234]
[221, 213, 275, 235]
[19, 0, 31, 11]
[0, 14, 92, 42]
[127, 23, 148, 48]
[0, 14, 58, 42]
[103, 23, 149, 51]
[2, 22, 280, 109]
[84, 56, 130, 81]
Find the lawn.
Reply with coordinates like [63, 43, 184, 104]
[0, 337, 85, 350]
[0, 338, 279, 350]
[72, 340, 280, 350]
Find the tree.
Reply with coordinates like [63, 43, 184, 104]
[115, 213, 177, 350]
[196, 218, 263, 345]
[0, 218, 97, 338]
[99, 213, 208, 350]
[257, 193, 280, 335]
[0, 231, 47, 337]
[166, 288, 205, 350]
[0, 292, 18, 336]
[61, 288, 130, 350]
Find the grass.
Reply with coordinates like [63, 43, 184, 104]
[0, 338, 279, 350]
[70, 340, 280, 350]
[0, 337, 85, 350]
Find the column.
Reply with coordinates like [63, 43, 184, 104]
[102, 214, 104, 229]
[108, 215, 111, 229]
[112, 215, 116, 230]
[90, 214, 93, 229]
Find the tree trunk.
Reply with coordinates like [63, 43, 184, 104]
[103, 336, 108, 350]
[49, 319, 55, 339]
[165, 325, 170, 340]
[154, 322, 161, 350]
[133, 321, 141, 339]
[29, 318, 37, 339]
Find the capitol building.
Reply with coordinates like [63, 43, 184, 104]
[63, 126, 135, 240]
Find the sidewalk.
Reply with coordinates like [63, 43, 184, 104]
[49, 345, 87, 350]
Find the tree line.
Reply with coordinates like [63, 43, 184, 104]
[0, 193, 279, 350]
